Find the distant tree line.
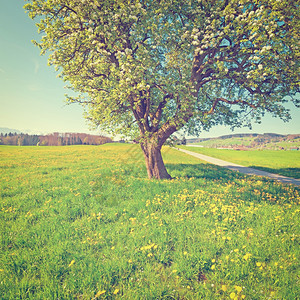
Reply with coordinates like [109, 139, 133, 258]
[0, 132, 112, 146]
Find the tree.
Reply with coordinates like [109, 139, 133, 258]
[25, 0, 299, 179]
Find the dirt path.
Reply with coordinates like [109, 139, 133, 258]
[177, 148, 300, 186]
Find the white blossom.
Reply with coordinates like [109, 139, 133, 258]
[124, 48, 132, 55]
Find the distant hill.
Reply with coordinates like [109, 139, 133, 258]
[0, 127, 21, 135]
[187, 133, 300, 150]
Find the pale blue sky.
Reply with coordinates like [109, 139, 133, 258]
[0, 0, 299, 138]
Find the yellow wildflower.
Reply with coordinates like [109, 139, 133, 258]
[221, 285, 227, 292]
[113, 289, 119, 295]
[235, 285, 242, 293]
[243, 253, 251, 261]
[68, 260, 75, 267]
[95, 290, 106, 297]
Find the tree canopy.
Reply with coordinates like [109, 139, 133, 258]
[25, 0, 299, 178]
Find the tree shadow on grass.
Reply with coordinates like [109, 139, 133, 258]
[166, 163, 246, 182]
[249, 166, 300, 179]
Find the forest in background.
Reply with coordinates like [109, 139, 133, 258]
[0, 132, 112, 146]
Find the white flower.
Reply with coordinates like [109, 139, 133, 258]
[258, 64, 263, 70]
[124, 48, 132, 55]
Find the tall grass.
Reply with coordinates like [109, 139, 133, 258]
[0, 144, 299, 299]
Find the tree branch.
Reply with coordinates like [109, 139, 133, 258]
[204, 97, 258, 115]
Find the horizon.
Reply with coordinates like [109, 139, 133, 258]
[1, 126, 299, 140]
[1, 1, 300, 140]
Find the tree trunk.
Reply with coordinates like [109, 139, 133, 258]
[141, 142, 172, 179]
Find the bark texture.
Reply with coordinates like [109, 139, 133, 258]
[141, 142, 172, 179]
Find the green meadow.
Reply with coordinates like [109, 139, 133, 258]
[0, 144, 299, 299]
[183, 146, 300, 179]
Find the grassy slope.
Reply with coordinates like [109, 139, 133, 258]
[0, 144, 299, 299]
[194, 137, 300, 149]
[183, 146, 300, 179]
[195, 137, 254, 147]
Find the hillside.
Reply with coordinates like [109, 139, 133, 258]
[187, 133, 300, 150]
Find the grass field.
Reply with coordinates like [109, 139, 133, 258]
[0, 144, 299, 299]
[183, 146, 300, 179]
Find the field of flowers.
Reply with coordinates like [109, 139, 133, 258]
[0, 144, 299, 299]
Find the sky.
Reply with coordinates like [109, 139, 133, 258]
[0, 1, 299, 139]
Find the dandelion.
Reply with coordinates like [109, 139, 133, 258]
[230, 292, 237, 299]
[68, 260, 75, 267]
[95, 290, 106, 297]
[243, 253, 251, 261]
[221, 285, 227, 292]
[113, 288, 119, 295]
[211, 264, 216, 270]
[235, 285, 242, 293]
